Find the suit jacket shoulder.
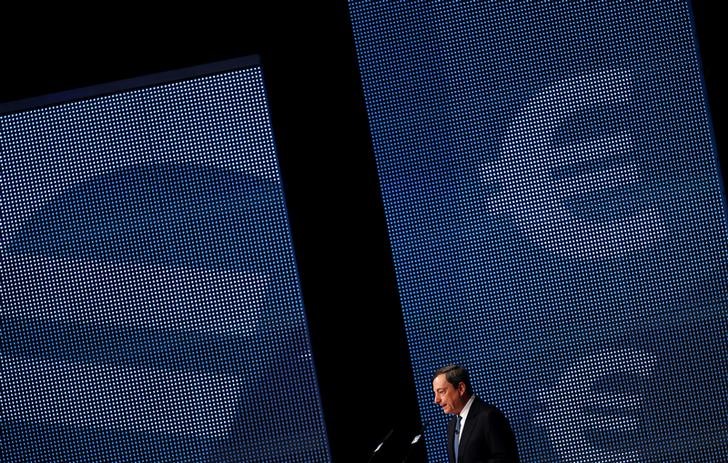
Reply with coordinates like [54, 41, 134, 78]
[459, 396, 520, 462]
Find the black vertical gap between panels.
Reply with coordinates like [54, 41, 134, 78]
[259, 3, 421, 462]
[691, 0, 725, 192]
[257, 4, 419, 463]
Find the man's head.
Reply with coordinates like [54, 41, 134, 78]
[432, 364, 472, 415]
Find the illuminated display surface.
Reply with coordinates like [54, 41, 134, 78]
[349, 1, 727, 461]
[1, 57, 331, 462]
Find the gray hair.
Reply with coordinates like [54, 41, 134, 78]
[433, 364, 472, 395]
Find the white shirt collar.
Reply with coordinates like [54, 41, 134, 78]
[459, 394, 476, 425]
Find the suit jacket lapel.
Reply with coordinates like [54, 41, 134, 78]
[448, 415, 457, 463]
[459, 397, 482, 455]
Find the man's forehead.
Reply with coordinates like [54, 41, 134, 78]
[433, 374, 450, 389]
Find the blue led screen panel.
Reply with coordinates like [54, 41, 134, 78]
[349, 2, 726, 462]
[1, 56, 331, 462]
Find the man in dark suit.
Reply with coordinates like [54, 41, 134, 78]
[433, 364, 520, 463]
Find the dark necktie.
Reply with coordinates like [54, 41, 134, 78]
[454, 415, 462, 462]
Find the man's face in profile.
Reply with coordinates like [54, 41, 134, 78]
[432, 374, 465, 415]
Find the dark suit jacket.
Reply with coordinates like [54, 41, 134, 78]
[447, 396, 520, 463]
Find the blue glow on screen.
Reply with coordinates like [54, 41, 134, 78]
[1, 57, 332, 462]
[349, 1, 726, 461]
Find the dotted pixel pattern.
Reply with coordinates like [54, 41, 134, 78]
[349, 1, 727, 461]
[2, 57, 332, 462]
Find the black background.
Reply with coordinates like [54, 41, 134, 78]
[0, 2, 723, 462]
